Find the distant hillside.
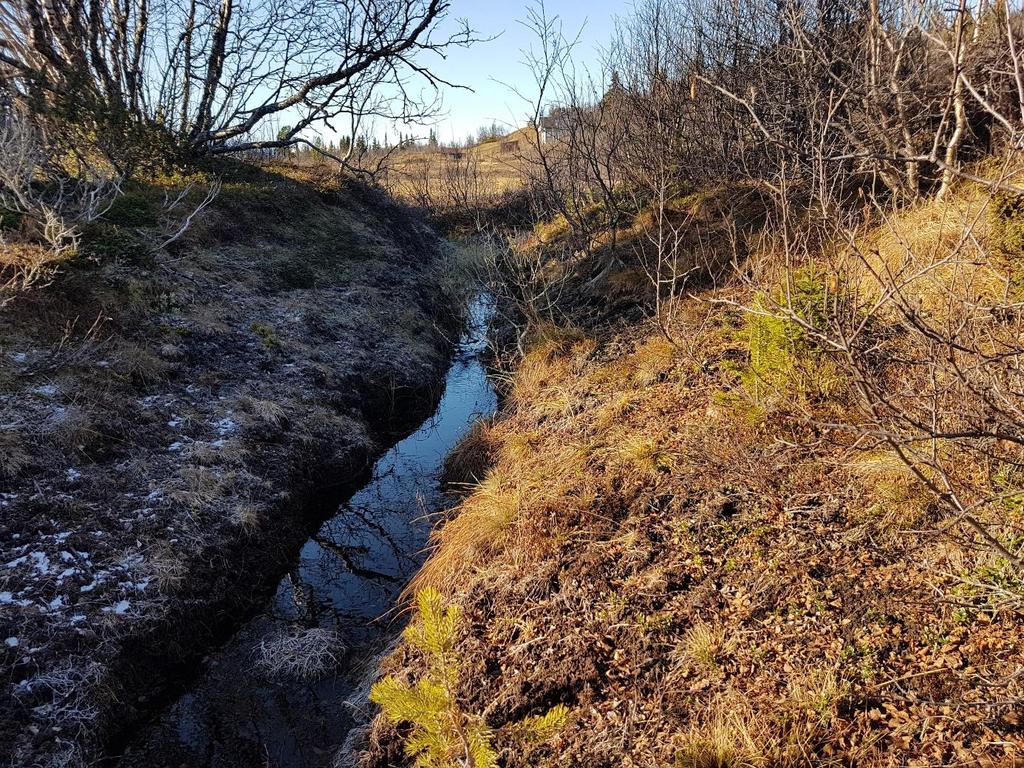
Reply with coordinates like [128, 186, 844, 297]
[382, 127, 537, 208]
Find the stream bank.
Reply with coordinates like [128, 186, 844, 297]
[0, 167, 461, 768]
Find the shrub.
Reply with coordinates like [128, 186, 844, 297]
[738, 266, 843, 409]
[370, 588, 498, 768]
[371, 588, 569, 768]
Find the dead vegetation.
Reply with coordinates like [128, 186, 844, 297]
[360, 163, 1024, 766]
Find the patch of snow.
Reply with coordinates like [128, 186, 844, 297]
[102, 600, 131, 615]
[10, 352, 27, 363]
[167, 416, 183, 428]
[30, 551, 51, 574]
[46, 596, 64, 611]
[65, 468, 82, 482]
[168, 442, 184, 452]
[0, 592, 12, 603]
[5, 637, 18, 647]
[32, 384, 58, 397]
[215, 416, 238, 436]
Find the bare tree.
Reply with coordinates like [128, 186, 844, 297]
[0, 0, 475, 162]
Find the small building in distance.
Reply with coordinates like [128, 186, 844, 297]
[539, 108, 571, 144]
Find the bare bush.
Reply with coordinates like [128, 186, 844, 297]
[0, 106, 121, 298]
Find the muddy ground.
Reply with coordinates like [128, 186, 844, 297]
[0, 166, 460, 768]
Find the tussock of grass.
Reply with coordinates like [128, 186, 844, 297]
[441, 418, 496, 493]
[674, 705, 760, 768]
[408, 475, 521, 596]
[847, 451, 932, 530]
[680, 621, 726, 671]
[112, 341, 171, 387]
[631, 336, 677, 386]
[786, 667, 847, 726]
[0, 431, 31, 479]
[232, 502, 265, 533]
[239, 396, 288, 429]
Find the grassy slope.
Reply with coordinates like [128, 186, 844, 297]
[0, 164, 459, 767]
[361, 185, 1024, 767]
[384, 127, 535, 201]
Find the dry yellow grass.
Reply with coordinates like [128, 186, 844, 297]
[851, 185, 1013, 317]
[680, 621, 726, 671]
[371, 176, 1024, 768]
[673, 702, 761, 768]
[787, 667, 847, 726]
[383, 127, 534, 204]
[440, 417, 496, 492]
[406, 473, 521, 596]
[239, 395, 287, 429]
[847, 451, 933, 530]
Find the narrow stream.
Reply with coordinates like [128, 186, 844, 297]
[122, 296, 497, 768]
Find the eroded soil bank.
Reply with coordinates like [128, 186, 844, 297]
[0, 167, 459, 768]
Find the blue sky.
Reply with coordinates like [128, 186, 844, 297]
[399, 0, 629, 144]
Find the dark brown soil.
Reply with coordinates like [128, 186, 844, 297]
[0, 166, 459, 768]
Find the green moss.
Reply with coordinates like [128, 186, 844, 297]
[250, 321, 282, 350]
[988, 191, 1024, 297]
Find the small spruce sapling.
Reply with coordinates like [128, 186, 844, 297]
[370, 588, 569, 768]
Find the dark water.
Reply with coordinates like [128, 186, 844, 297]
[122, 296, 497, 768]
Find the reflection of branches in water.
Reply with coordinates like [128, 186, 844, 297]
[322, 501, 419, 569]
[313, 535, 401, 585]
[283, 571, 318, 626]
